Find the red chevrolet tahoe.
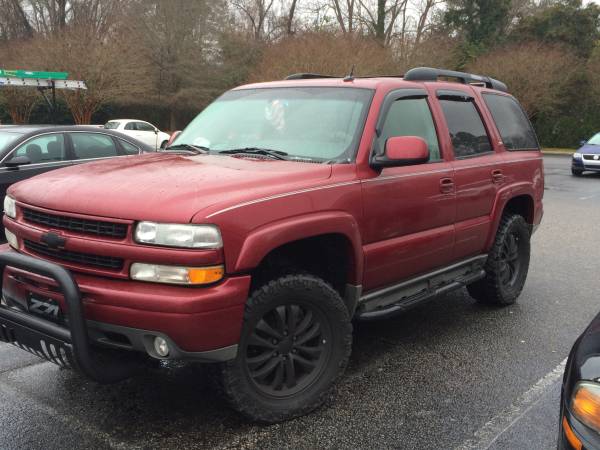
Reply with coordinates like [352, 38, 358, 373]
[0, 67, 543, 422]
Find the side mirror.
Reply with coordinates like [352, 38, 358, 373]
[580, 140, 587, 146]
[371, 136, 429, 169]
[5, 155, 32, 169]
[154, 128, 159, 134]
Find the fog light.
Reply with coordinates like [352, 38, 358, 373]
[153, 336, 170, 357]
[4, 228, 17, 249]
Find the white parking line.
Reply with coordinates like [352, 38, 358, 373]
[455, 358, 567, 450]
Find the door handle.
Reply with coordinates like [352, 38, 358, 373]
[491, 169, 504, 184]
[439, 177, 454, 193]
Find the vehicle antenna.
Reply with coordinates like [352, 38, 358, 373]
[343, 65, 355, 82]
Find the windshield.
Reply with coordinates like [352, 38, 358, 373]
[104, 121, 120, 130]
[0, 131, 21, 153]
[173, 87, 373, 162]
[587, 133, 600, 145]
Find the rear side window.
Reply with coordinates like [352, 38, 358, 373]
[70, 133, 118, 159]
[119, 139, 140, 155]
[380, 98, 441, 161]
[136, 122, 155, 132]
[104, 121, 120, 130]
[483, 94, 538, 150]
[439, 100, 492, 158]
[124, 122, 136, 130]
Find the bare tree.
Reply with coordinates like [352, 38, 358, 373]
[232, 0, 276, 40]
[330, 0, 357, 33]
[27, 26, 150, 123]
[356, 0, 409, 46]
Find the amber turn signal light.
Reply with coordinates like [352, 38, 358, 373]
[562, 416, 582, 450]
[572, 381, 600, 433]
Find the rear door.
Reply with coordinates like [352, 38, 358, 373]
[435, 89, 504, 260]
[0, 133, 71, 205]
[133, 121, 158, 148]
[361, 89, 456, 291]
[67, 132, 121, 162]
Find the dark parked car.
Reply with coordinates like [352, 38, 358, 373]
[572, 133, 600, 176]
[559, 312, 600, 449]
[0, 125, 153, 215]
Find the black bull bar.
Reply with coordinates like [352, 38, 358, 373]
[0, 252, 135, 383]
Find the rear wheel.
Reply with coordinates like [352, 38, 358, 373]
[220, 274, 352, 423]
[572, 168, 583, 176]
[467, 214, 530, 306]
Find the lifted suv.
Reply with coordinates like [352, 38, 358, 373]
[0, 67, 543, 422]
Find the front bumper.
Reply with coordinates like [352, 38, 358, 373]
[0, 251, 250, 382]
[573, 157, 600, 172]
[559, 405, 600, 449]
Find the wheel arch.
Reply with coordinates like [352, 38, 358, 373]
[229, 211, 363, 290]
[485, 184, 535, 249]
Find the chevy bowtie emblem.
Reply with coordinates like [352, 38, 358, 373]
[40, 232, 66, 250]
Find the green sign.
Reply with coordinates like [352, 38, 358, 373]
[0, 69, 68, 80]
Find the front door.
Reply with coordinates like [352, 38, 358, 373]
[361, 92, 456, 292]
[0, 133, 71, 213]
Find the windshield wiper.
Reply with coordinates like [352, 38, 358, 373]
[164, 143, 209, 154]
[218, 147, 288, 160]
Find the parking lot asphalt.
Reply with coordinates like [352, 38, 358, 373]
[0, 154, 598, 450]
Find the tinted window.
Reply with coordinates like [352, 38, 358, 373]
[13, 134, 67, 163]
[380, 98, 441, 161]
[124, 122, 136, 130]
[136, 122, 155, 132]
[483, 94, 538, 150]
[70, 133, 118, 159]
[119, 139, 140, 155]
[439, 100, 492, 158]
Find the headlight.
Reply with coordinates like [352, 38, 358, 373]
[130, 263, 224, 285]
[3, 196, 16, 219]
[134, 222, 222, 249]
[573, 152, 582, 159]
[571, 381, 600, 431]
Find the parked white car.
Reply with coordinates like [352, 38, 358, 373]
[104, 119, 171, 149]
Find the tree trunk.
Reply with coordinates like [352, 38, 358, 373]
[376, 0, 386, 43]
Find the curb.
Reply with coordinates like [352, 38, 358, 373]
[542, 149, 575, 156]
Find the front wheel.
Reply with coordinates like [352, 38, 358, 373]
[572, 168, 583, 176]
[220, 274, 352, 423]
[467, 214, 531, 306]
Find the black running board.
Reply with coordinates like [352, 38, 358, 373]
[356, 255, 487, 321]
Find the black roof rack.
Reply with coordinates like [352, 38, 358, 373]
[404, 67, 507, 92]
[285, 73, 339, 80]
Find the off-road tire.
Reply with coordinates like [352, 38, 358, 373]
[219, 274, 352, 423]
[467, 214, 531, 306]
[572, 168, 583, 176]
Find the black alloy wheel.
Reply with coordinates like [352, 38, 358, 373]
[245, 303, 332, 397]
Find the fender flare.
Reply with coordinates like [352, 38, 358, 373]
[228, 211, 363, 284]
[485, 182, 535, 249]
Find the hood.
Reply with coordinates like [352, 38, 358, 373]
[9, 153, 333, 223]
[579, 144, 600, 154]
